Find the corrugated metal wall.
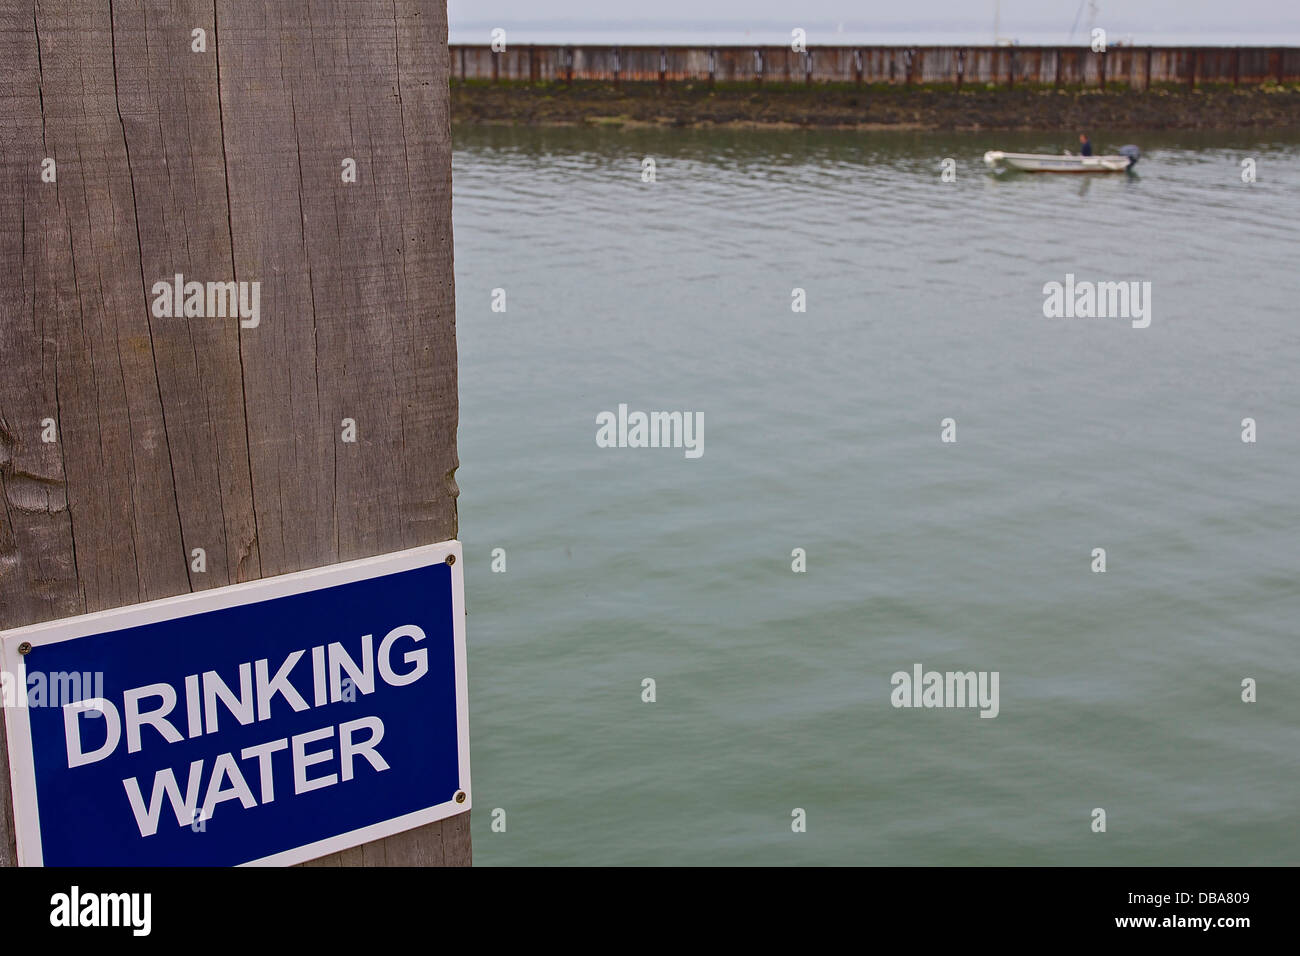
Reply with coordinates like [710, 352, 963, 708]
[451, 45, 1300, 87]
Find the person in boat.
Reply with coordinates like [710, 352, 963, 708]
[1078, 134, 1093, 157]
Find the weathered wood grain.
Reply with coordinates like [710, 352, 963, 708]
[0, 0, 467, 867]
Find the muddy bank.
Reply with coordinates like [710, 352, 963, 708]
[452, 81, 1300, 130]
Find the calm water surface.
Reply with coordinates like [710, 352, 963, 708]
[452, 125, 1300, 865]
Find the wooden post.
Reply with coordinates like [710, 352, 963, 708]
[0, 0, 469, 867]
[613, 45, 621, 90]
[659, 47, 667, 93]
[1055, 47, 1064, 88]
[1145, 47, 1153, 90]
[708, 48, 716, 89]
[1098, 49, 1106, 89]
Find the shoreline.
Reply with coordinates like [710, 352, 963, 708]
[451, 82, 1300, 131]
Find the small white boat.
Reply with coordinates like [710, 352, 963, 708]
[984, 145, 1140, 173]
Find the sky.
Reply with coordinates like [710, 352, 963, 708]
[448, 1, 1300, 46]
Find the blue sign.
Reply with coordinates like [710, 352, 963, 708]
[1, 542, 470, 866]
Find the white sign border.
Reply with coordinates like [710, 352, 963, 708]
[1, 540, 471, 867]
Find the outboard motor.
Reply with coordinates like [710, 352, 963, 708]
[1118, 145, 1140, 169]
